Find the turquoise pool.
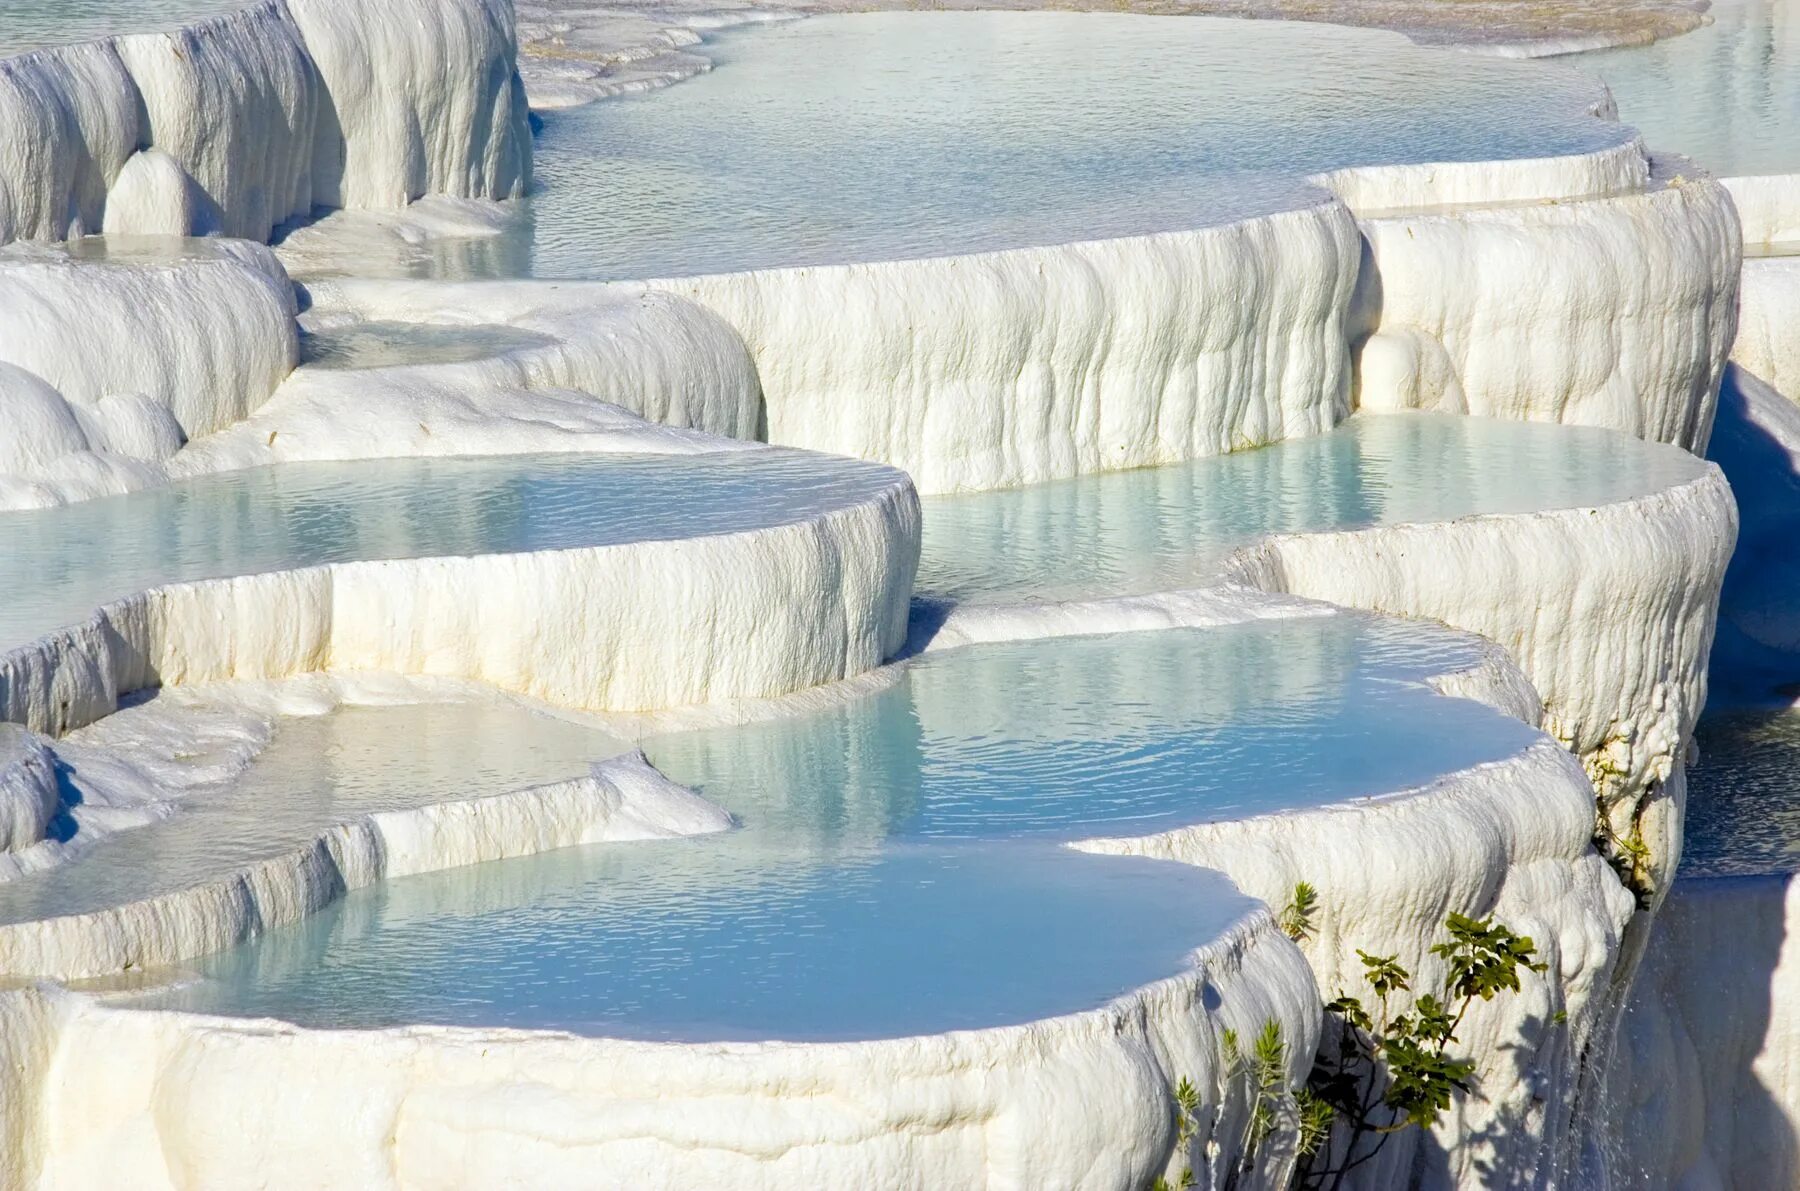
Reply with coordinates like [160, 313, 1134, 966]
[0, 448, 905, 652]
[135, 616, 1541, 1040]
[1573, 0, 1800, 176]
[918, 413, 1706, 604]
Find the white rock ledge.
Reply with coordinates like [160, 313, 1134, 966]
[1082, 740, 1633, 1186]
[0, 463, 920, 736]
[1, 900, 1318, 1189]
[0, 750, 731, 982]
[0, 0, 531, 244]
[1612, 873, 1800, 1190]
[1225, 465, 1737, 893]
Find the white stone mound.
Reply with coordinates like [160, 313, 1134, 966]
[0, 0, 530, 246]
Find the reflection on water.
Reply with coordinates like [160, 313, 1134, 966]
[0, 449, 901, 651]
[138, 617, 1540, 1039]
[920, 413, 1706, 603]
[1574, 0, 1800, 176]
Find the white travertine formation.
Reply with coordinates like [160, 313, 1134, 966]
[252, 278, 763, 446]
[1227, 466, 1737, 894]
[1085, 740, 1634, 1187]
[1723, 173, 1800, 250]
[4, 905, 1317, 1191]
[0, 727, 60, 855]
[0, 5, 1760, 1188]
[0, 241, 298, 508]
[0, 240, 296, 437]
[658, 200, 1362, 494]
[0, 273, 767, 508]
[0, 0, 529, 245]
[1318, 136, 1647, 213]
[1733, 255, 1800, 403]
[0, 463, 918, 736]
[0, 749, 732, 981]
[1353, 173, 1741, 454]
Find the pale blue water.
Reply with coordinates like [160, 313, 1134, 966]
[919, 413, 1707, 603]
[0, 0, 252, 56]
[518, 12, 1627, 279]
[1574, 0, 1800, 176]
[0, 414, 1697, 654]
[0, 449, 903, 652]
[1681, 711, 1800, 877]
[0, 698, 627, 926]
[141, 617, 1541, 1039]
[297, 321, 557, 370]
[647, 618, 1540, 841]
[143, 840, 1252, 1041]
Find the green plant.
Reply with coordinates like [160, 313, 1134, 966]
[1153, 902, 1546, 1191]
[1279, 882, 1319, 942]
[1293, 913, 1547, 1190]
[1155, 1021, 1295, 1191]
[1153, 1078, 1203, 1191]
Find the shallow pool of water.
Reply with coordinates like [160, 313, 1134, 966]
[648, 617, 1540, 842]
[918, 413, 1706, 604]
[0, 0, 250, 56]
[0, 696, 625, 925]
[1573, 0, 1800, 176]
[297, 321, 557, 371]
[0, 448, 901, 651]
[133, 616, 1539, 1039]
[137, 839, 1251, 1041]
[514, 12, 1626, 279]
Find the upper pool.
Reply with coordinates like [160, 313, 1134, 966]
[0, 0, 250, 56]
[918, 413, 1707, 604]
[0, 448, 903, 653]
[133, 615, 1538, 1040]
[1572, 0, 1800, 176]
[514, 12, 1627, 279]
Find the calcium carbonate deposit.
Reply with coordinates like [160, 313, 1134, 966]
[0, 0, 1785, 1187]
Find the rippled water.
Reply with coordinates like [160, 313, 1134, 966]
[0, 449, 901, 651]
[1682, 710, 1800, 877]
[919, 413, 1706, 603]
[143, 841, 1250, 1040]
[139, 617, 1535, 1039]
[1574, 0, 1800, 175]
[515, 12, 1626, 279]
[0, 0, 250, 55]
[649, 618, 1539, 841]
[0, 698, 624, 924]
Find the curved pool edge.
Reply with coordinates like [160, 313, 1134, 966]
[0, 750, 731, 982]
[0, 897, 1317, 1189]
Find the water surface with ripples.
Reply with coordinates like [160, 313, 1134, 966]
[518, 12, 1628, 279]
[137, 616, 1540, 1039]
